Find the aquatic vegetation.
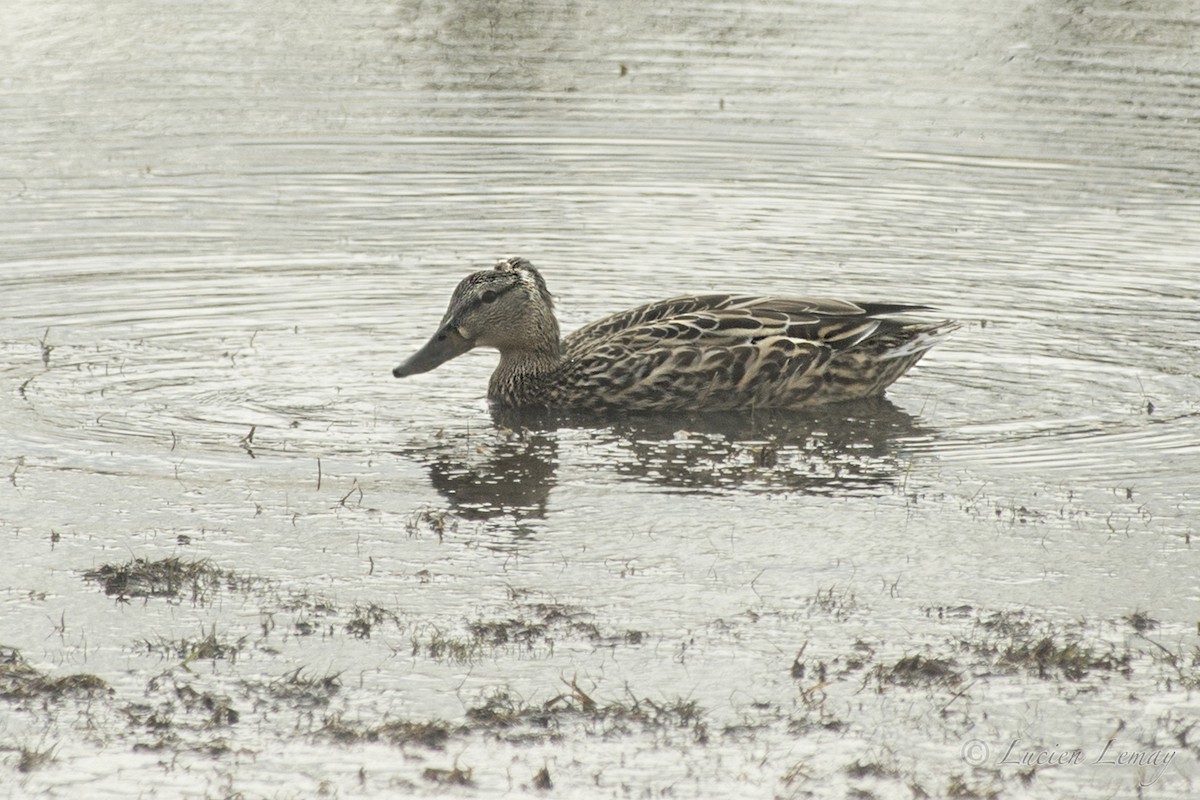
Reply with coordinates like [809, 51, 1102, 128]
[141, 624, 247, 667]
[16, 744, 56, 774]
[344, 603, 399, 640]
[0, 647, 109, 701]
[82, 557, 251, 603]
[422, 765, 473, 787]
[1124, 610, 1160, 633]
[459, 683, 708, 746]
[405, 506, 460, 540]
[409, 599, 647, 664]
[227, 669, 343, 717]
[946, 773, 1003, 799]
[806, 584, 859, 622]
[318, 715, 454, 750]
[961, 611, 1133, 681]
[532, 765, 553, 790]
[870, 654, 962, 688]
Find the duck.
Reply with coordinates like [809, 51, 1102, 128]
[392, 257, 956, 412]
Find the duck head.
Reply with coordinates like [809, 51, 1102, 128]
[393, 257, 560, 379]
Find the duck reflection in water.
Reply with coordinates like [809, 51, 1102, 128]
[407, 398, 934, 526]
[418, 425, 559, 524]
[495, 399, 933, 496]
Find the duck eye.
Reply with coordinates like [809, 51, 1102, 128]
[481, 290, 498, 303]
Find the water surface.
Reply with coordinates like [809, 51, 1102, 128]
[2, 1, 1199, 797]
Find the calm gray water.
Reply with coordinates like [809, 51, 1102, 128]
[2, 1, 1199, 797]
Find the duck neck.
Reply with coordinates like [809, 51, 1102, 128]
[490, 340, 565, 405]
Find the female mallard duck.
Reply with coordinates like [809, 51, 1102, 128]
[393, 257, 955, 412]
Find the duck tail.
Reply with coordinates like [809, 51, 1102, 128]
[879, 320, 960, 360]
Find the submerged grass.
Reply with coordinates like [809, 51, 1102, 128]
[319, 715, 454, 750]
[409, 599, 647, 664]
[15, 744, 57, 774]
[82, 557, 250, 603]
[0, 646, 109, 701]
[946, 773, 1002, 799]
[423, 765, 473, 787]
[173, 682, 240, 727]
[128, 671, 241, 737]
[405, 507, 460, 541]
[464, 688, 561, 740]
[314, 681, 708, 755]
[416, 628, 486, 664]
[345, 603, 400, 640]
[961, 610, 1133, 681]
[235, 668, 344, 714]
[463, 682, 708, 745]
[142, 624, 247, 667]
[267, 668, 342, 701]
[869, 654, 962, 689]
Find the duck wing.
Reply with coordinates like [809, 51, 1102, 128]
[566, 295, 927, 355]
[558, 295, 936, 410]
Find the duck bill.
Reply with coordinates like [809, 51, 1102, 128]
[392, 327, 473, 378]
